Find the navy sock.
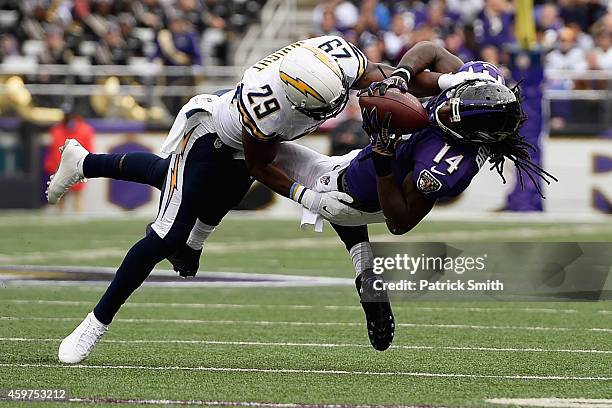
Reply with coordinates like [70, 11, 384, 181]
[83, 153, 169, 190]
[93, 231, 174, 324]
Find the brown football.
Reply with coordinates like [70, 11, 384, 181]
[359, 88, 429, 133]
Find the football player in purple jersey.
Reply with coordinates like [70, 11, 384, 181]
[331, 67, 556, 352]
[275, 58, 555, 351]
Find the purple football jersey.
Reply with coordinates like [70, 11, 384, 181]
[344, 128, 485, 208]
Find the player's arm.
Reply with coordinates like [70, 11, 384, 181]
[353, 41, 463, 91]
[353, 61, 444, 98]
[362, 108, 435, 235]
[242, 129, 360, 221]
[355, 41, 475, 97]
[362, 109, 432, 234]
[242, 129, 292, 197]
[377, 172, 435, 235]
[395, 41, 463, 78]
[359, 64, 446, 98]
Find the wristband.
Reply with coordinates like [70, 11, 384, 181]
[392, 67, 413, 83]
[372, 152, 393, 177]
[292, 184, 321, 213]
[290, 182, 307, 204]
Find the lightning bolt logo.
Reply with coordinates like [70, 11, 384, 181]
[169, 161, 179, 193]
[279, 71, 326, 104]
[161, 125, 199, 218]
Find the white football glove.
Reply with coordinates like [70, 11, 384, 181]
[300, 189, 363, 224]
[437, 71, 496, 91]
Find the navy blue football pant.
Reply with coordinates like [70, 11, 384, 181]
[83, 134, 253, 324]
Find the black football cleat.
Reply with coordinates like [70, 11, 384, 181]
[355, 269, 395, 351]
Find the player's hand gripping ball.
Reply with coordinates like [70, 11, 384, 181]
[362, 107, 398, 156]
[359, 88, 428, 134]
[359, 75, 409, 97]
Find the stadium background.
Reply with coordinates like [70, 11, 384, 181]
[0, 1, 611, 406]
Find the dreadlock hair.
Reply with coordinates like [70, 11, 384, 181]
[432, 80, 558, 198]
[483, 83, 557, 199]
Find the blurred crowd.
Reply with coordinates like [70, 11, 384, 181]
[314, 0, 611, 140]
[0, 0, 265, 67]
[0, 0, 265, 116]
[312, 0, 611, 71]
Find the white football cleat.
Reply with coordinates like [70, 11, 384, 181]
[58, 311, 107, 364]
[46, 139, 89, 204]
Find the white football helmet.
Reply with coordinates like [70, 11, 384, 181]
[279, 45, 349, 120]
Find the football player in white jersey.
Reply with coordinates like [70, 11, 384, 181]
[47, 37, 493, 362]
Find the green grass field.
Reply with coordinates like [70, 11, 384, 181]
[1, 214, 611, 407]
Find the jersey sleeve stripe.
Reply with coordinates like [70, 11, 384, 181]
[349, 43, 367, 83]
[237, 86, 275, 141]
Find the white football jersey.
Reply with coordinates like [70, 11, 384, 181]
[212, 36, 367, 150]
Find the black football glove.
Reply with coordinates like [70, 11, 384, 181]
[362, 107, 398, 177]
[167, 243, 201, 278]
[362, 107, 398, 156]
[358, 69, 410, 97]
[361, 105, 379, 135]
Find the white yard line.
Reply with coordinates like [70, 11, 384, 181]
[412, 306, 581, 314]
[1, 316, 610, 332]
[15, 397, 437, 408]
[1, 337, 610, 354]
[486, 399, 612, 408]
[1, 362, 610, 381]
[5, 299, 602, 316]
[4, 299, 338, 310]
